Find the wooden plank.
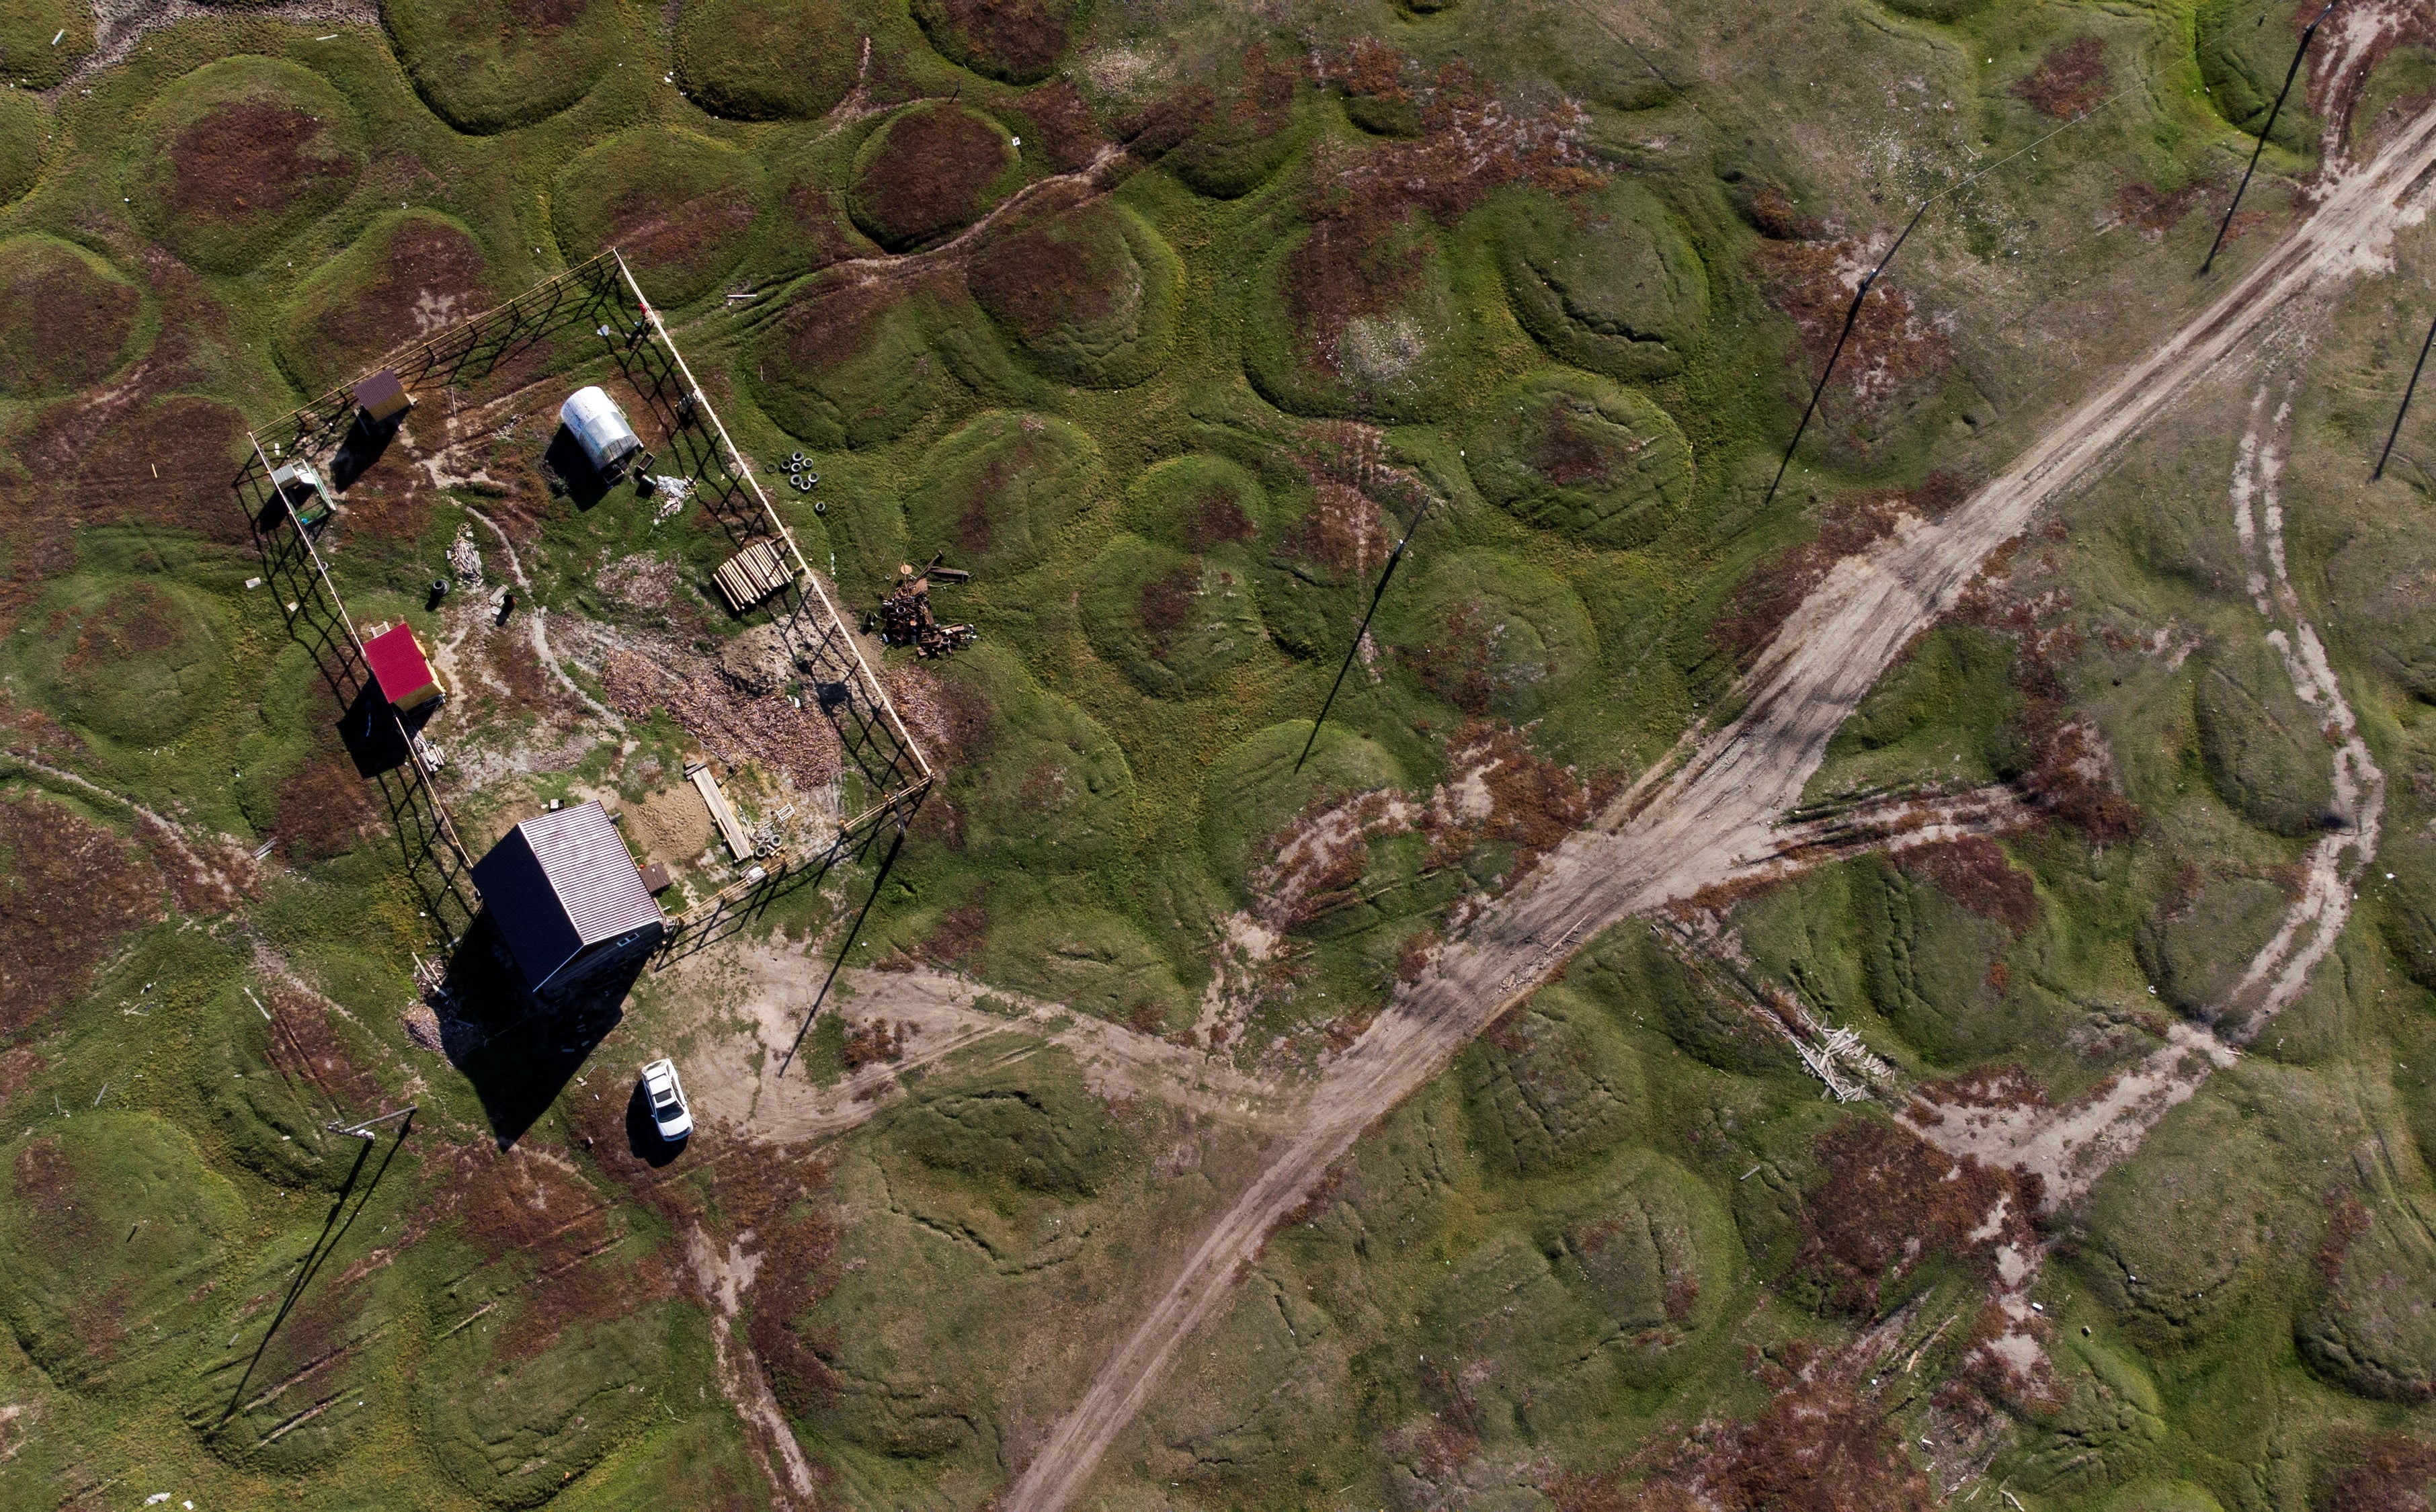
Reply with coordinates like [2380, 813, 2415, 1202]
[690, 766, 755, 862]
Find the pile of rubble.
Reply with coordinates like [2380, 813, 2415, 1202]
[867, 558, 975, 659]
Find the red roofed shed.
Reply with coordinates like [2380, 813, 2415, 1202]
[364, 624, 444, 712]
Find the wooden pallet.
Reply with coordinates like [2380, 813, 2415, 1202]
[713, 539, 790, 612]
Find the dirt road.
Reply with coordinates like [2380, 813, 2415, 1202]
[998, 101, 2436, 1512]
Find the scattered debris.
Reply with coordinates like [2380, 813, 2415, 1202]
[868, 556, 976, 658]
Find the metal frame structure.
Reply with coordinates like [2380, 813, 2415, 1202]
[233, 247, 937, 954]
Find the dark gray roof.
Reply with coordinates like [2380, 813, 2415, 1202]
[473, 800, 663, 989]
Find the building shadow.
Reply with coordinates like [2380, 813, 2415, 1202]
[436, 915, 646, 1150]
[544, 425, 612, 509]
[337, 683, 412, 778]
[327, 413, 399, 491]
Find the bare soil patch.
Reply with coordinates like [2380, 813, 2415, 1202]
[2014, 36, 2111, 120]
[602, 647, 844, 788]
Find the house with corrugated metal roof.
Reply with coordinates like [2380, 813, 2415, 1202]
[473, 800, 665, 997]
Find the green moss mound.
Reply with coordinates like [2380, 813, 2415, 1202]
[887, 1051, 1122, 1196]
[2197, 1, 2320, 159]
[1463, 371, 1695, 549]
[553, 128, 765, 307]
[674, 0, 887, 119]
[1493, 179, 1707, 381]
[756, 278, 954, 450]
[1203, 720, 1405, 897]
[0, 1114, 243, 1394]
[276, 210, 492, 394]
[1419, 1150, 1730, 1425]
[910, 0, 1072, 83]
[903, 410, 1105, 574]
[1461, 989, 1645, 1176]
[2082, 1095, 2285, 1350]
[0, 234, 138, 398]
[24, 577, 229, 747]
[382, 0, 627, 133]
[2298, 1195, 2436, 1400]
[1572, 921, 1797, 1075]
[1537, 1150, 1734, 1384]
[1856, 855, 2022, 1063]
[2379, 833, 2436, 993]
[2136, 875, 2288, 1016]
[1379, 548, 1596, 719]
[849, 101, 1020, 251]
[0, 87, 45, 203]
[1162, 46, 1303, 199]
[1080, 534, 1266, 698]
[2193, 641, 2336, 836]
[980, 905, 1193, 1028]
[967, 198, 1179, 388]
[128, 56, 364, 274]
[938, 643, 1134, 869]
[1123, 454, 1270, 550]
[0, 0, 92, 90]
[1246, 213, 1472, 421]
[421, 1302, 672, 1506]
[184, 1224, 404, 1471]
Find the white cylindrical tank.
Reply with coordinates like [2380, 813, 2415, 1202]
[560, 386, 643, 477]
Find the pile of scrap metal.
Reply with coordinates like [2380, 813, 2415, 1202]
[867, 555, 975, 658]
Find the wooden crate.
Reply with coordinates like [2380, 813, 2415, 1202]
[714, 539, 791, 612]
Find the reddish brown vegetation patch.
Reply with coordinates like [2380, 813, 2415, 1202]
[425, 1141, 675, 1363]
[271, 709, 382, 864]
[0, 794, 163, 1038]
[1752, 238, 1951, 421]
[1177, 485, 1258, 552]
[1912, 1063, 2049, 1114]
[967, 192, 1137, 343]
[911, 0, 1071, 84]
[925, 898, 990, 969]
[160, 103, 359, 228]
[853, 103, 1013, 249]
[262, 983, 382, 1110]
[2115, 173, 2220, 237]
[1135, 561, 1201, 658]
[602, 648, 845, 788]
[2316, 1431, 2436, 1512]
[284, 217, 490, 392]
[2015, 37, 2111, 120]
[841, 1017, 910, 1070]
[0, 246, 138, 397]
[1711, 473, 1972, 671]
[1643, 1356, 1935, 1512]
[1797, 1116, 2043, 1314]
[1010, 78, 1106, 171]
[1272, 54, 1594, 376]
[1898, 837, 2037, 935]
[1280, 480, 1392, 580]
[0, 1046, 40, 1103]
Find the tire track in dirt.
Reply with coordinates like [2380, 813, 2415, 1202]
[999, 99, 2436, 1512]
[1914, 382, 2387, 1202]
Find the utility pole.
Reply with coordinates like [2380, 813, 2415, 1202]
[2376, 312, 2436, 480]
[1295, 495, 1438, 773]
[1762, 199, 1931, 511]
[2201, 1, 2339, 276]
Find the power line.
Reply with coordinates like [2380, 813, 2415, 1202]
[2203, 0, 2341, 276]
